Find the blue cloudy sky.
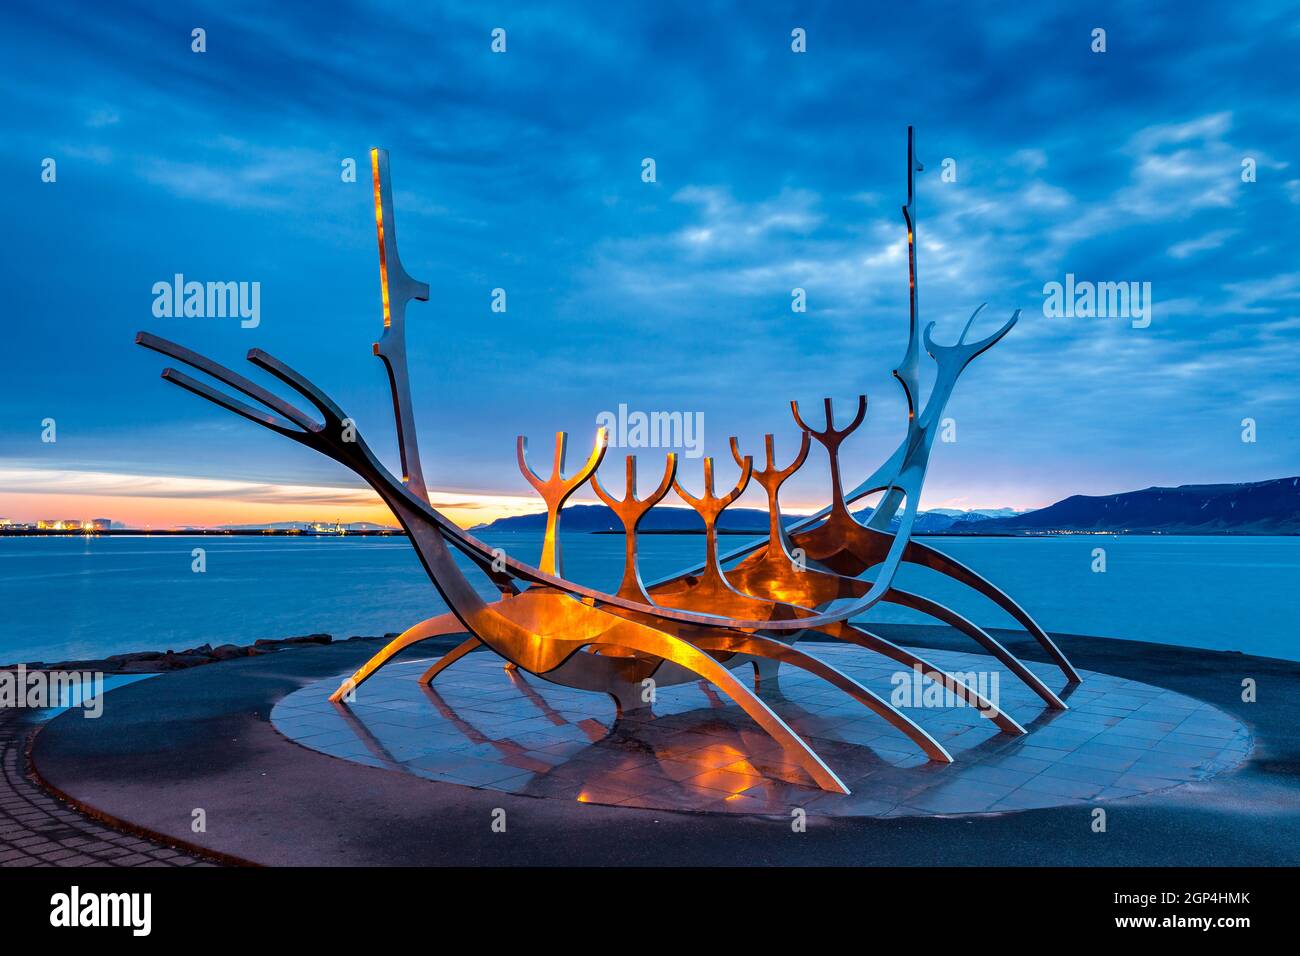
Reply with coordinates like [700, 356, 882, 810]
[1, 1, 1298, 526]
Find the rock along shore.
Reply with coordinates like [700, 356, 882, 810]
[2, 632, 400, 675]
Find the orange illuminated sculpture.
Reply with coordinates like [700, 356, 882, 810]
[137, 130, 1078, 795]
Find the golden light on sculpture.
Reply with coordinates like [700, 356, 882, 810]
[370, 148, 392, 329]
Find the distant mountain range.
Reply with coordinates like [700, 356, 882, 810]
[474, 477, 1300, 535]
[476, 504, 1033, 534]
[973, 477, 1300, 534]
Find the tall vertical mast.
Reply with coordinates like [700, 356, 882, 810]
[894, 126, 924, 421]
[370, 148, 431, 502]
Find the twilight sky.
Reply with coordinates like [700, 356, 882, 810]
[1, 1, 1298, 528]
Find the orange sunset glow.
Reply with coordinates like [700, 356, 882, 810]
[0, 467, 546, 530]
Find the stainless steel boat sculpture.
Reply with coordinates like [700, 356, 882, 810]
[137, 129, 1079, 795]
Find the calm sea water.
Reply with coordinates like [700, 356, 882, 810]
[0, 533, 1296, 665]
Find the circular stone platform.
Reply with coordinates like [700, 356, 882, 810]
[271, 643, 1250, 818]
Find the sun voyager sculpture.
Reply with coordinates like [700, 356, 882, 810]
[138, 129, 1080, 795]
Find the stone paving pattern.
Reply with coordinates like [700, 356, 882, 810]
[273, 643, 1251, 817]
[0, 710, 213, 867]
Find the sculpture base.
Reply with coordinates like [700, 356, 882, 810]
[272, 642, 1249, 817]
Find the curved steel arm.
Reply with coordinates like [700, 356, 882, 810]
[791, 394, 867, 442]
[517, 430, 608, 497]
[730, 431, 810, 487]
[672, 455, 752, 513]
[922, 306, 1019, 374]
[160, 369, 305, 441]
[138, 333, 319, 434]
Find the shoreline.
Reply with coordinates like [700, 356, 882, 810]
[0, 632, 397, 674]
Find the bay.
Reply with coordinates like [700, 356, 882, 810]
[0, 533, 1294, 665]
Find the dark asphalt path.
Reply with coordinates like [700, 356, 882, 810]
[27, 626, 1300, 866]
[0, 708, 212, 867]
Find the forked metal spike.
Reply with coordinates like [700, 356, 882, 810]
[790, 395, 867, 519]
[517, 429, 609, 576]
[731, 432, 810, 559]
[672, 456, 752, 585]
[591, 453, 678, 601]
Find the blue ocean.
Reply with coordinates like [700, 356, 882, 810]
[0, 533, 1296, 665]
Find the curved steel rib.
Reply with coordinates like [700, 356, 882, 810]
[899, 537, 1081, 683]
[329, 611, 467, 702]
[581, 626, 849, 793]
[688, 632, 952, 762]
[817, 621, 1025, 735]
[420, 635, 483, 685]
[887, 587, 1065, 709]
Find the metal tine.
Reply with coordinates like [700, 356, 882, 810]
[516, 434, 547, 489]
[730, 431, 809, 488]
[160, 368, 304, 441]
[136, 332, 317, 433]
[591, 453, 678, 603]
[551, 431, 566, 481]
[516, 429, 609, 502]
[730, 432, 809, 561]
[673, 455, 752, 511]
[247, 348, 347, 430]
[923, 304, 1020, 369]
[591, 453, 677, 517]
[672, 456, 753, 585]
[790, 395, 867, 443]
[516, 429, 608, 578]
[958, 302, 986, 345]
